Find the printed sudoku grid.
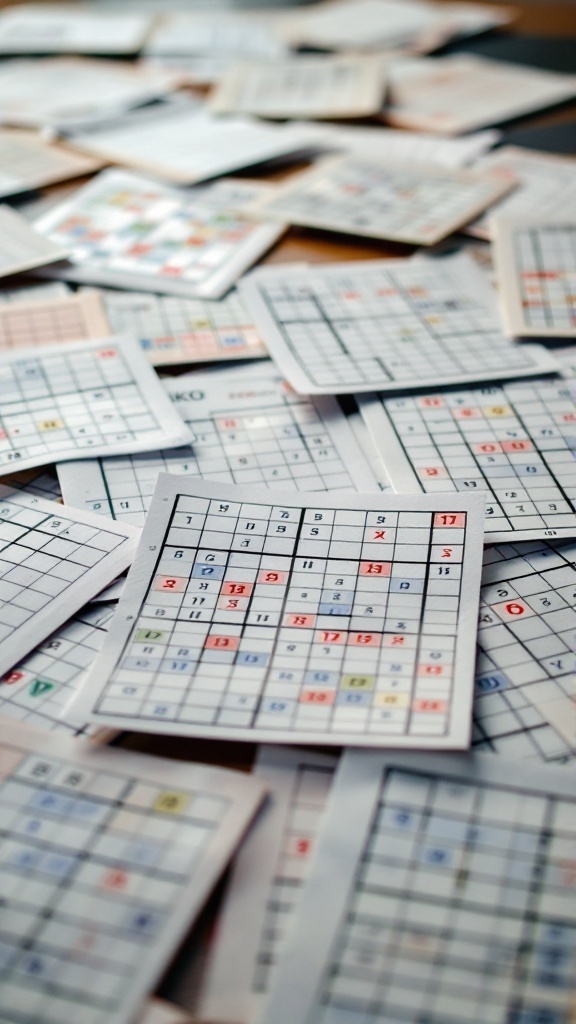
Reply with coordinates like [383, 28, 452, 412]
[57, 369, 374, 527]
[0, 342, 170, 468]
[473, 539, 576, 764]
[243, 258, 549, 392]
[92, 491, 478, 743]
[0, 491, 126, 642]
[254, 758, 335, 995]
[0, 294, 107, 352]
[252, 158, 509, 244]
[100, 290, 267, 365]
[0, 742, 229, 1024]
[514, 224, 576, 334]
[314, 766, 576, 1024]
[362, 380, 576, 540]
[0, 602, 114, 734]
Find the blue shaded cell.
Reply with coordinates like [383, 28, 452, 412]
[8, 846, 41, 871]
[336, 691, 371, 706]
[390, 578, 424, 594]
[221, 333, 243, 347]
[476, 672, 509, 693]
[236, 652, 269, 667]
[122, 840, 162, 867]
[29, 790, 72, 815]
[192, 563, 225, 580]
[533, 972, 568, 989]
[160, 659, 196, 673]
[259, 698, 295, 715]
[319, 604, 352, 616]
[40, 853, 77, 878]
[305, 671, 339, 686]
[140, 339, 153, 350]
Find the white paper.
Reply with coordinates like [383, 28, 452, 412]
[69, 105, 317, 185]
[0, 129, 102, 199]
[71, 474, 486, 749]
[0, 57, 181, 131]
[302, 121, 500, 168]
[0, 335, 192, 472]
[0, 717, 266, 1024]
[246, 155, 513, 245]
[278, 0, 445, 50]
[240, 254, 558, 395]
[0, 206, 69, 279]
[346, 410, 393, 493]
[360, 377, 576, 542]
[199, 745, 338, 1024]
[0, 599, 116, 736]
[0, 291, 109, 353]
[466, 146, 576, 240]
[494, 219, 576, 339]
[0, 484, 138, 676]
[387, 54, 576, 135]
[0, 281, 69, 303]
[57, 360, 380, 527]
[35, 170, 285, 300]
[145, 9, 287, 60]
[556, 345, 576, 378]
[140, 1000, 192, 1024]
[96, 287, 268, 365]
[260, 747, 576, 1024]
[210, 55, 386, 120]
[0, 5, 153, 54]
[473, 539, 576, 763]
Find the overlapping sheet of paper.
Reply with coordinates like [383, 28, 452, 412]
[0, 292, 109, 352]
[0, 206, 69, 279]
[0, 485, 138, 676]
[0, 336, 192, 471]
[56, 361, 379, 526]
[0, 718, 265, 1024]
[246, 156, 513, 245]
[260, 748, 576, 1024]
[240, 254, 557, 394]
[0, 129, 102, 199]
[70, 475, 485, 748]
[35, 170, 285, 299]
[300, 121, 500, 168]
[0, 5, 154, 54]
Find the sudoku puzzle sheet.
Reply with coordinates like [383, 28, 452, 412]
[0, 485, 137, 677]
[0, 292, 109, 352]
[0, 336, 191, 471]
[35, 170, 285, 300]
[473, 540, 576, 764]
[0, 601, 115, 735]
[240, 255, 557, 395]
[57, 363, 378, 527]
[494, 221, 576, 338]
[0, 719, 265, 1024]
[260, 749, 576, 1024]
[360, 379, 576, 542]
[200, 746, 337, 1024]
[98, 288, 268, 365]
[72, 476, 486, 748]
[0, 205, 68, 278]
[0, 130, 101, 198]
[248, 157, 512, 245]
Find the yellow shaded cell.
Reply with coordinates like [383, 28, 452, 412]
[153, 790, 190, 814]
[483, 405, 513, 418]
[374, 692, 410, 707]
[39, 419, 64, 431]
[341, 675, 376, 691]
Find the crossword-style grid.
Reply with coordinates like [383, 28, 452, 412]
[247, 156, 513, 245]
[260, 750, 576, 1024]
[200, 747, 337, 1024]
[2, 468, 62, 502]
[0, 130, 102, 199]
[473, 539, 576, 764]
[0, 292, 109, 352]
[0, 336, 192, 472]
[240, 254, 557, 394]
[0, 719, 265, 1024]
[495, 220, 576, 338]
[98, 288, 268, 365]
[0, 484, 137, 677]
[360, 378, 576, 542]
[35, 170, 285, 300]
[73, 477, 486, 748]
[0, 601, 115, 735]
[57, 363, 378, 527]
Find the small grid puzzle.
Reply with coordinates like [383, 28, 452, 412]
[0, 292, 109, 352]
[71, 475, 486, 748]
[0, 335, 192, 472]
[35, 170, 285, 300]
[473, 539, 576, 764]
[0, 484, 137, 677]
[0, 719, 265, 1024]
[98, 288, 268, 365]
[0, 129, 102, 199]
[261, 748, 576, 1024]
[56, 362, 379, 527]
[200, 746, 337, 1024]
[240, 254, 557, 394]
[494, 220, 576, 338]
[0, 205, 68, 279]
[0, 600, 115, 736]
[246, 157, 513, 245]
[360, 378, 576, 542]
